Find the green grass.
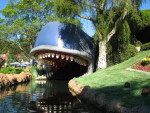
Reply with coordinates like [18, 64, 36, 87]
[74, 50, 150, 107]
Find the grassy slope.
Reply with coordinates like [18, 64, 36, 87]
[75, 50, 150, 107]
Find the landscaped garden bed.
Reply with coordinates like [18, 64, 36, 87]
[131, 54, 150, 72]
[0, 66, 32, 88]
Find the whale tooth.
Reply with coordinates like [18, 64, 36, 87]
[70, 57, 74, 61]
[48, 53, 51, 57]
[42, 54, 45, 58]
[66, 56, 69, 60]
[40, 55, 42, 59]
[56, 54, 60, 59]
[52, 53, 55, 58]
[76, 58, 80, 64]
[45, 53, 47, 58]
[38, 55, 41, 59]
[61, 55, 65, 59]
[84, 62, 87, 66]
[74, 58, 77, 62]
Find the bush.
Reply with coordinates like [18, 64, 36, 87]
[119, 44, 138, 62]
[0, 67, 25, 74]
[107, 44, 138, 66]
[37, 67, 46, 75]
[141, 42, 150, 51]
[15, 67, 25, 74]
[124, 44, 138, 58]
[29, 66, 38, 77]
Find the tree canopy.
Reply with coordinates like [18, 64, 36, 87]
[0, 0, 148, 69]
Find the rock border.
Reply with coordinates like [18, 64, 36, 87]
[0, 72, 32, 89]
[126, 68, 150, 74]
[68, 80, 150, 113]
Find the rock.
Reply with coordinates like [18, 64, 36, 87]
[141, 88, 150, 96]
[106, 99, 121, 112]
[68, 80, 76, 89]
[124, 82, 130, 88]
[119, 107, 131, 113]
[95, 94, 106, 107]
[80, 86, 96, 104]
[129, 105, 150, 113]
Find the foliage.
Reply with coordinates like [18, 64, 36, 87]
[7, 54, 18, 65]
[107, 44, 138, 66]
[107, 20, 137, 66]
[134, 41, 142, 47]
[51, 0, 145, 68]
[141, 42, 150, 51]
[37, 67, 46, 75]
[140, 9, 150, 26]
[0, 58, 4, 65]
[1, 0, 146, 69]
[75, 50, 150, 107]
[0, 0, 81, 59]
[29, 66, 38, 77]
[15, 67, 25, 74]
[0, 66, 25, 74]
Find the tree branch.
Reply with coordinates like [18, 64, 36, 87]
[17, 44, 31, 59]
[107, 8, 128, 42]
[93, 0, 100, 14]
[109, 0, 114, 12]
[78, 14, 96, 26]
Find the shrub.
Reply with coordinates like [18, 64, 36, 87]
[37, 67, 46, 75]
[0, 67, 16, 74]
[0, 67, 25, 74]
[141, 42, 150, 51]
[29, 66, 38, 77]
[107, 44, 138, 66]
[15, 67, 25, 74]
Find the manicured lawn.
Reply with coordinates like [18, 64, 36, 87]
[74, 50, 150, 107]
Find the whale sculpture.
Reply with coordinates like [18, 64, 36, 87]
[30, 21, 94, 80]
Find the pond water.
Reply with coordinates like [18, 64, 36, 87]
[0, 80, 103, 113]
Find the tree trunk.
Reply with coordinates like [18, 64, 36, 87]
[97, 40, 107, 70]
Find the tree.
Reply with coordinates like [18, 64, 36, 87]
[1, 0, 145, 70]
[7, 54, 18, 65]
[53, 0, 145, 69]
[1, 0, 82, 60]
[140, 9, 150, 26]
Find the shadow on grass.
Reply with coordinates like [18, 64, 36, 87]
[92, 79, 150, 108]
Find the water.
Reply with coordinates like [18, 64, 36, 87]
[0, 80, 102, 113]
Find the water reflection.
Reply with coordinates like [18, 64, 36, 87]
[0, 80, 102, 113]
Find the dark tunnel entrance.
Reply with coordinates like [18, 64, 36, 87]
[136, 26, 150, 44]
[46, 62, 88, 80]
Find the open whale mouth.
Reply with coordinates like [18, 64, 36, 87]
[35, 50, 88, 80]
[30, 21, 94, 80]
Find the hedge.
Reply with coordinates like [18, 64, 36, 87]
[141, 42, 150, 51]
[107, 44, 138, 66]
[0, 67, 25, 74]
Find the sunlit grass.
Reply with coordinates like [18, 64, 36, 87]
[74, 50, 150, 107]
